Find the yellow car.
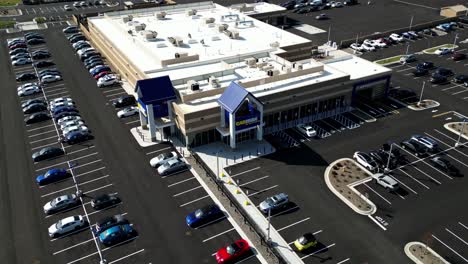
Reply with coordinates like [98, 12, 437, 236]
[294, 233, 318, 252]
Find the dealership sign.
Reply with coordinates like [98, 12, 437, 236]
[235, 113, 260, 130]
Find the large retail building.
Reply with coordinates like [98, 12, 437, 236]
[79, 1, 392, 149]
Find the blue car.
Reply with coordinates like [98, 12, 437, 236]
[36, 168, 71, 186]
[52, 106, 78, 117]
[90, 66, 110, 76]
[186, 204, 225, 228]
[99, 224, 136, 246]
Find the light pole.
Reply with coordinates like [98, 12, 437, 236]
[455, 119, 467, 147]
[453, 33, 459, 48]
[409, 15, 414, 31]
[327, 25, 332, 44]
[418, 81, 426, 106]
[216, 150, 223, 181]
[384, 143, 393, 174]
[405, 43, 410, 55]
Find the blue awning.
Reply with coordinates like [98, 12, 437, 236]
[134, 76, 177, 105]
[218, 82, 250, 113]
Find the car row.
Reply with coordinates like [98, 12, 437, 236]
[9, 33, 47, 66]
[283, 0, 358, 13]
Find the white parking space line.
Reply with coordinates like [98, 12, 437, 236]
[31, 141, 60, 150]
[28, 129, 56, 138]
[459, 222, 468, 230]
[179, 195, 210, 207]
[84, 183, 113, 195]
[363, 183, 392, 205]
[70, 159, 102, 170]
[43, 83, 65, 89]
[398, 168, 430, 189]
[173, 185, 202, 197]
[432, 234, 468, 262]
[430, 131, 468, 159]
[108, 249, 145, 264]
[53, 237, 95, 255]
[73, 166, 106, 177]
[40, 175, 110, 198]
[287, 230, 322, 244]
[27, 124, 55, 132]
[46, 90, 69, 97]
[453, 89, 468, 95]
[336, 258, 351, 264]
[442, 84, 464, 91]
[446, 228, 468, 246]
[277, 217, 310, 232]
[125, 120, 140, 125]
[247, 185, 279, 197]
[106, 91, 127, 97]
[411, 166, 441, 184]
[389, 175, 417, 194]
[29, 135, 57, 144]
[268, 206, 299, 219]
[43, 87, 67, 93]
[368, 215, 387, 231]
[239, 175, 269, 187]
[433, 129, 459, 142]
[35, 152, 99, 172]
[66, 146, 96, 155]
[168, 176, 196, 187]
[202, 227, 235, 242]
[446, 153, 468, 169]
[301, 243, 336, 260]
[145, 146, 171, 155]
[103, 87, 123, 93]
[195, 216, 227, 229]
[230, 166, 261, 178]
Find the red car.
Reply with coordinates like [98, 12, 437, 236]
[9, 43, 27, 50]
[452, 53, 466, 61]
[94, 71, 111, 80]
[215, 239, 251, 264]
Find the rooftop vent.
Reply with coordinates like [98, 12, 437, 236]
[168, 36, 183, 46]
[122, 15, 133, 23]
[217, 24, 229, 32]
[187, 80, 200, 91]
[156, 11, 166, 20]
[187, 9, 197, 16]
[202, 17, 215, 24]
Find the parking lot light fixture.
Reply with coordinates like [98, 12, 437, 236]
[409, 15, 414, 31]
[417, 81, 426, 106]
[384, 143, 393, 174]
[454, 33, 459, 47]
[455, 120, 467, 147]
[405, 43, 410, 55]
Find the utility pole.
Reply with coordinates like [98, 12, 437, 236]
[418, 81, 426, 106]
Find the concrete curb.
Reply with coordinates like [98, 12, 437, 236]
[373, 55, 403, 66]
[404, 242, 450, 264]
[422, 44, 458, 54]
[445, 122, 468, 141]
[324, 158, 376, 215]
[407, 100, 440, 111]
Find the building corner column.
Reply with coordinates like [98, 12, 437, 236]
[229, 112, 236, 149]
[257, 104, 263, 141]
[147, 104, 156, 142]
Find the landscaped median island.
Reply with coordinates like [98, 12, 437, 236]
[324, 158, 376, 215]
[0, 20, 15, 29]
[407, 99, 440, 111]
[423, 44, 458, 54]
[374, 55, 404, 66]
[0, 0, 20, 7]
[405, 242, 450, 264]
[445, 121, 468, 141]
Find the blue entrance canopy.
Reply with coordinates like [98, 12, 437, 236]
[134, 75, 177, 105]
[218, 82, 250, 113]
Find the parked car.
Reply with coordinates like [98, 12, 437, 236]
[12, 58, 32, 66]
[294, 233, 318, 252]
[416, 61, 434, 70]
[400, 140, 427, 157]
[62, 131, 93, 144]
[60, 120, 84, 130]
[97, 75, 119, 87]
[36, 168, 70, 186]
[51, 97, 73, 106]
[112, 95, 136, 108]
[41, 75, 62, 84]
[58, 115, 82, 126]
[410, 135, 438, 152]
[91, 193, 121, 210]
[93, 214, 129, 235]
[93, 71, 110, 80]
[296, 124, 317, 137]
[454, 74, 468, 83]
[64, 5, 73, 11]
[215, 239, 251, 264]
[53, 106, 78, 116]
[350, 43, 364, 51]
[361, 43, 375, 51]
[117, 106, 138, 118]
[430, 73, 447, 84]
[27, 38, 46, 45]
[186, 204, 224, 228]
[33, 60, 55, 68]
[259, 193, 289, 213]
[22, 98, 45, 108]
[150, 151, 178, 167]
[400, 54, 416, 64]
[62, 125, 89, 136]
[452, 53, 466, 61]
[18, 86, 41, 97]
[434, 47, 454, 55]
[11, 53, 30, 61]
[9, 48, 28, 56]
[51, 101, 75, 111]
[54, 111, 80, 122]
[63, 26, 79, 34]
[157, 158, 188, 176]
[32, 147, 65, 162]
[32, 50, 51, 59]
[98, 224, 136, 246]
[315, 13, 328, 20]
[25, 112, 50, 124]
[43, 194, 79, 215]
[371, 173, 399, 191]
[434, 68, 454, 77]
[412, 68, 428, 77]
[353, 151, 378, 172]
[23, 103, 47, 114]
[408, 31, 419, 38]
[9, 43, 27, 50]
[429, 156, 459, 176]
[389, 33, 403, 42]
[49, 215, 86, 238]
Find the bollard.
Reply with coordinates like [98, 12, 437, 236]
[249, 152, 251, 158]
[241, 154, 243, 160]
[234, 156, 236, 163]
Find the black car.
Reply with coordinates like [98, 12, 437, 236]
[112, 95, 136, 108]
[74, 43, 91, 51]
[54, 111, 80, 122]
[38, 68, 59, 75]
[23, 103, 47, 114]
[91, 193, 121, 210]
[400, 140, 427, 157]
[32, 147, 64, 162]
[416, 61, 434, 70]
[344, 0, 359, 5]
[25, 32, 42, 38]
[430, 73, 447, 84]
[16, 72, 37, 81]
[86, 61, 104, 70]
[25, 112, 51, 124]
[67, 33, 83, 40]
[429, 156, 459, 176]
[84, 55, 102, 64]
[9, 48, 28, 56]
[70, 36, 86, 44]
[22, 98, 46, 108]
[94, 214, 129, 235]
[369, 150, 397, 169]
[422, 29, 437, 36]
[63, 26, 79, 34]
[27, 38, 46, 45]
[80, 52, 100, 61]
[434, 68, 453, 77]
[32, 52, 51, 60]
[53, 106, 78, 117]
[62, 131, 94, 144]
[33, 60, 55, 68]
[454, 74, 468, 83]
[85, 58, 103, 67]
[412, 68, 428, 77]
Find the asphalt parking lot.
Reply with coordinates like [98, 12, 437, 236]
[1, 27, 265, 264]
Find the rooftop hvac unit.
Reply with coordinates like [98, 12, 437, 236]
[174, 52, 188, 58]
[217, 24, 229, 32]
[187, 80, 199, 91]
[122, 15, 133, 23]
[168, 36, 183, 46]
[224, 30, 239, 39]
[134, 23, 146, 32]
[293, 63, 303, 70]
[270, 41, 280, 48]
[209, 76, 220, 88]
[186, 9, 197, 16]
[156, 11, 166, 20]
[267, 70, 273, 77]
[142, 30, 157, 40]
[203, 17, 215, 24]
[245, 58, 256, 67]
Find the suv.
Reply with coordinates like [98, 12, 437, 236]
[259, 193, 289, 213]
[371, 173, 399, 191]
[401, 140, 427, 157]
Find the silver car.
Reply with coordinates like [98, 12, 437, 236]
[150, 151, 178, 167]
[43, 194, 79, 215]
[157, 158, 187, 176]
[48, 215, 86, 237]
[259, 193, 289, 214]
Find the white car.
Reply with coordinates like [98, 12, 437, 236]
[72, 40, 89, 49]
[62, 125, 90, 136]
[97, 75, 118, 88]
[12, 58, 32, 66]
[80, 1, 87, 6]
[73, 1, 80, 7]
[77, 47, 95, 56]
[410, 135, 438, 151]
[48, 215, 86, 238]
[43, 194, 79, 215]
[61, 120, 85, 130]
[350, 43, 364, 51]
[361, 43, 375, 51]
[51, 101, 75, 111]
[389, 33, 403, 42]
[371, 173, 399, 191]
[18, 82, 37, 91]
[331, 1, 343, 7]
[64, 5, 72, 11]
[50, 97, 73, 106]
[369, 39, 386, 48]
[296, 125, 317, 137]
[353, 151, 378, 172]
[41, 75, 62, 83]
[117, 106, 138, 118]
[10, 53, 30, 61]
[150, 151, 178, 167]
[8, 38, 24, 45]
[58, 115, 82, 126]
[18, 86, 41, 97]
[434, 47, 454, 55]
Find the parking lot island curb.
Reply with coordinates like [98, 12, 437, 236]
[404, 242, 450, 264]
[445, 122, 468, 141]
[407, 100, 440, 111]
[373, 55, 404, 66]
[422, 44, 458, 54]
[324, 158, 377, 215]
